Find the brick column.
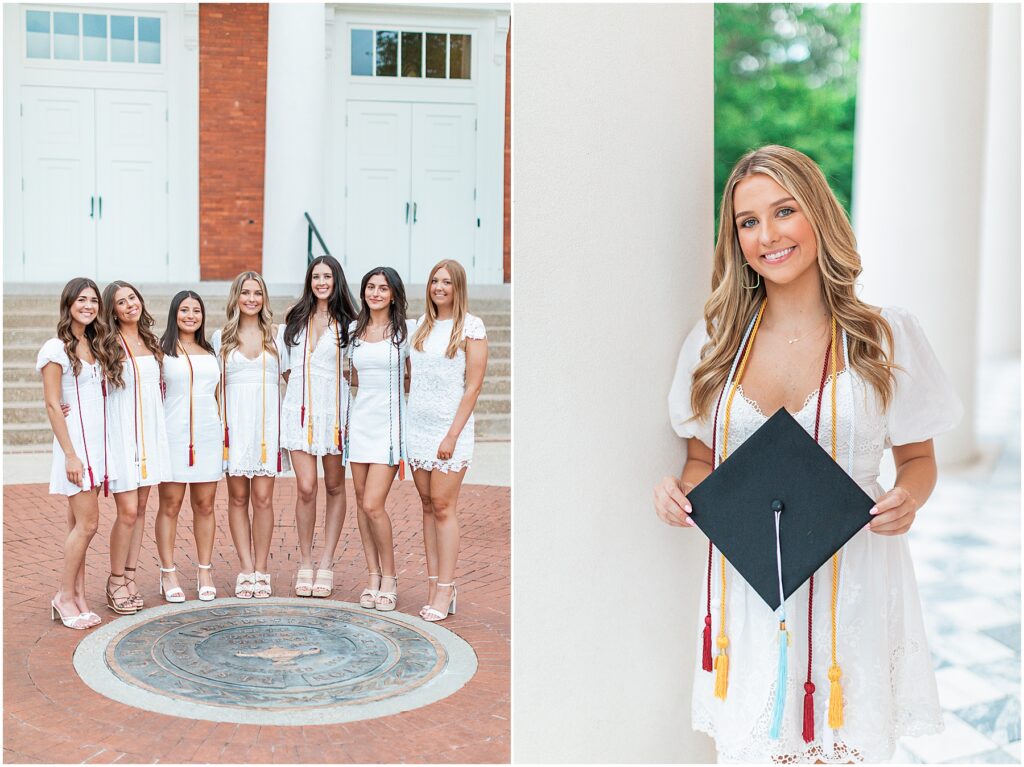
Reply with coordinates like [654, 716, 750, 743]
[198, 4, 269, 280]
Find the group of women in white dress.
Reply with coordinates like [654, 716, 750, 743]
[41, 257, 488, 630]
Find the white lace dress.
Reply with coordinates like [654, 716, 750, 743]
[345, 324, 408, 466]
[280, 321, 348, 457]
[106, 353, 172, 493]
[163, 351, 223, 483]
[668, 307, 962, 764]
[212, 328, 290, 477]
[407, 314, 487, 473]
[36, 338, 117, 496]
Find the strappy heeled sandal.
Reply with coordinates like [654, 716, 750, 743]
[50, 598, 97, 630]
[422, 582, 457, 622]
[106, 573, 138, 615]
[376, 575, 398, 612]
[197, 563, 217, 601]
[312, 569, 334, 598]
[124, 566, 144, 609]
[253, 571, 272, 599]
[359, 572, 381, 609]
[420, 575, 439, 618]
[159, 566, 186, 603]
[235, 572, 255, 599]
[294, 568, 314, 597]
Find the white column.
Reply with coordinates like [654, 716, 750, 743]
[978, 3, 1021, 359]
[514, 4, 716, 762]
[853, 4, 990, 465]
[261, 3, 326, 286]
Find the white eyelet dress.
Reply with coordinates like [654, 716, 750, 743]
[407, 314, 487, 473]
[669, 307, 963, 764]
[344, 324, 409, 466]
[37, 338, 117, 496]
[211, 328, 290, 477]
[162, 351, 224, 483]
[280, 321, 348, 457]
[106, 351, 172, 493]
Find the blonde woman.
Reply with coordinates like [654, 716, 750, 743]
[211, 272, 288, 598]
[653, 146, 961, 762]
[101, 280, 172, 614]
[407, 260, 488, 621]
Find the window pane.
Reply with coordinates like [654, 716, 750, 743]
[138, 16, 160, 63]
[26, 10, 50, 59]
[351, 29, 372, 76]
[425, 33, 446, 78]
[53, 12, 80, 60]
[449, 34, 471, 79]
[375, 30, 397, 76]
[401, 31, 422, 77]
[111, 15, 134, 62]
[83, 14, 107, 61]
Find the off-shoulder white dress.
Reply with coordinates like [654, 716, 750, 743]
[668, 307, 962, 764]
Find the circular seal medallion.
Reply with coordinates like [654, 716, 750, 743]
[74, 599, 477, 725]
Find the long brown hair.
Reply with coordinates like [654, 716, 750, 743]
[691, 145, 895, 421]
[56, 277, 116, 378]
[411, 259, 469, 359]
[219, 271, 278, 359]
[100, 280, 163, 389]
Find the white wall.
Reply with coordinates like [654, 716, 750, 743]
[514, 4, 716, 762]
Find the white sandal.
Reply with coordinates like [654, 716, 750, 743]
[422, 582, 457, 622]
[235, 572, 255, 599]
[376, 575, 398, 612]
[159, 566, 186, 603]
[420, 575, 439, 618]
[253, 571, 272, 599]
[196, 563, 217, 601]
[360, 572, 381, 609]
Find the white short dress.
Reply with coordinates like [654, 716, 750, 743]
[345, 323, 409, 466]
[37, 338, 117, 496]
[163, 350, 223, 483]
[280, 320, 349, 457]
[669, 307, 962, 763]
[211, 328, 290, 477]
[407, 314, 487, 473]
[107, 351, 172, 493]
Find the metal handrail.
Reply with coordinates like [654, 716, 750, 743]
[305, 212, 332, 264]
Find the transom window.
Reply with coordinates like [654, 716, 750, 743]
[351, 29, 471, 80]
[25, 9, 161, 64]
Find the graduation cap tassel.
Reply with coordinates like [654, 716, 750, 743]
[828, 664, 844, 729]
[702, 613, 713, 673]
[713, 637, 729, 699]
[802, 681, 816, 742]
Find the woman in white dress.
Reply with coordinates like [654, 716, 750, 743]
[40, 278, 117, 629]
[653, 146, 961, 763]
[155, 291, 223, 602]
[211, 272, 287, 599]
[101, 281, 172, 614]
[281, 255, 359, 598]
[407, 260, 488, 622]
[344, 267, 409, 612]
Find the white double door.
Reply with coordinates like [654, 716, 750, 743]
[20, 86, 168, 282]
[346, 101, 476, 285]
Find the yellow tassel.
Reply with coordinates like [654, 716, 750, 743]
[223, 445, 229, 461]
[333, 424, 340, 447]
[141, 459, 147, 480]
[307, 421, 313, 446]
[714, 636, 730, 700]
[261, 442, 267, 463]
[827, 664, 844, 728]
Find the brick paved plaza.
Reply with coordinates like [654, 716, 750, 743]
[3, 478, 510, 763]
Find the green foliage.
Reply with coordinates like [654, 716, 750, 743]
[714, 4, 860, 219]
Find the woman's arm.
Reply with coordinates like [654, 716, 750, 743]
[868, 439, 937, 535]
[41, 363, 84, 486]
[654, 437, 714, 527]
[436, 338, 488, 460]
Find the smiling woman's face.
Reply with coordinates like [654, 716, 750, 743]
[176, 297, 203, 335]
[238, 279, 264, 316]
[71, 287, 100, 327]
[733, 173, 819, 288]
[113, 286, 141, 325]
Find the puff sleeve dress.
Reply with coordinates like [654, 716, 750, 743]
[37, 338, 116, 496]
[668, 307, 962, 764]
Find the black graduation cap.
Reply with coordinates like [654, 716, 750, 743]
[688, 408, 874, 612]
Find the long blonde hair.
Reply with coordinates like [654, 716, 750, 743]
[411, 259, 469, 359]
[691, 145, 895, 420]
[219, 271, 278, 359]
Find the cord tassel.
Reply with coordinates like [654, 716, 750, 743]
[713, 636, 729, 699]
[827, 665, 844, 728]
[802, 682, 816, 743]
[334, 424, 341, 450]
[307, 419, 313, 446]
[103, 476, 109, 497]
[277, 450, 282, 473]
[399, 458, 406, 481]
[300, 404, 305, 428]
[702, 615, 713, 672]
[261, 442, 267, 464]
[140, 458, 147, 480]
[769, 618, 789, 739]
[87, 467, 95, 489]
[188, 443, 195, 467]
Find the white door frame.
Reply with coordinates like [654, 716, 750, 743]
[326, 4, 509, 285]
[3, 2, 199, 284]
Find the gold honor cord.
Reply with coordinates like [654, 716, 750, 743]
[120, 333, 148, 480]
[827, 317, 844, 729]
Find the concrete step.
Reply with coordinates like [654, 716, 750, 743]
[3, 422, 53, 447]
[473, 413, 509, 439]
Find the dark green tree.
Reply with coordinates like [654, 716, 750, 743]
[715, 4, 861, 219]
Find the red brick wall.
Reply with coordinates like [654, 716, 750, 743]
[503, 24, 511, 284]
[199, 5, 269, 280]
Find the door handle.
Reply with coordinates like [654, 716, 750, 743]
[90, 196, 95, 218]
[98, 196, 103, 219]
[405, 202, 410, 224]
[412, 202, 417, 224]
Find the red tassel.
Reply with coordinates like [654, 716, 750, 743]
[224, 426, 230, 448]
[103, 476, 109, 497]
[802, 682, 815, 743]
[87, 467, 95, 489]
[399, 459, 406, 481]
[300, 405, 305, 427]
[702, 615, 713, 672]
[277, 450, 282, 473]
[188, 444, 195, 467]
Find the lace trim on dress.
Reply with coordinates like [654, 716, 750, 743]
[408, 457, 471, 474]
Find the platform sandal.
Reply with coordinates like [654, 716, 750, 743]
[197, 563, 216, 601]
[123, 566, 144, 609]
[253, 571, 272, 599]
[359, 572, 381, 609]
[312, 569, 334, 598]
[159, 566, 186, 603]
[294, 568, 314, 597]
[376, 575, 398, 612]
[235, 572, 255, 599]
[106, 573, 138, 615]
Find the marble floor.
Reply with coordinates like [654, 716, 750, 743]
[891, 358, 1021, 764]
